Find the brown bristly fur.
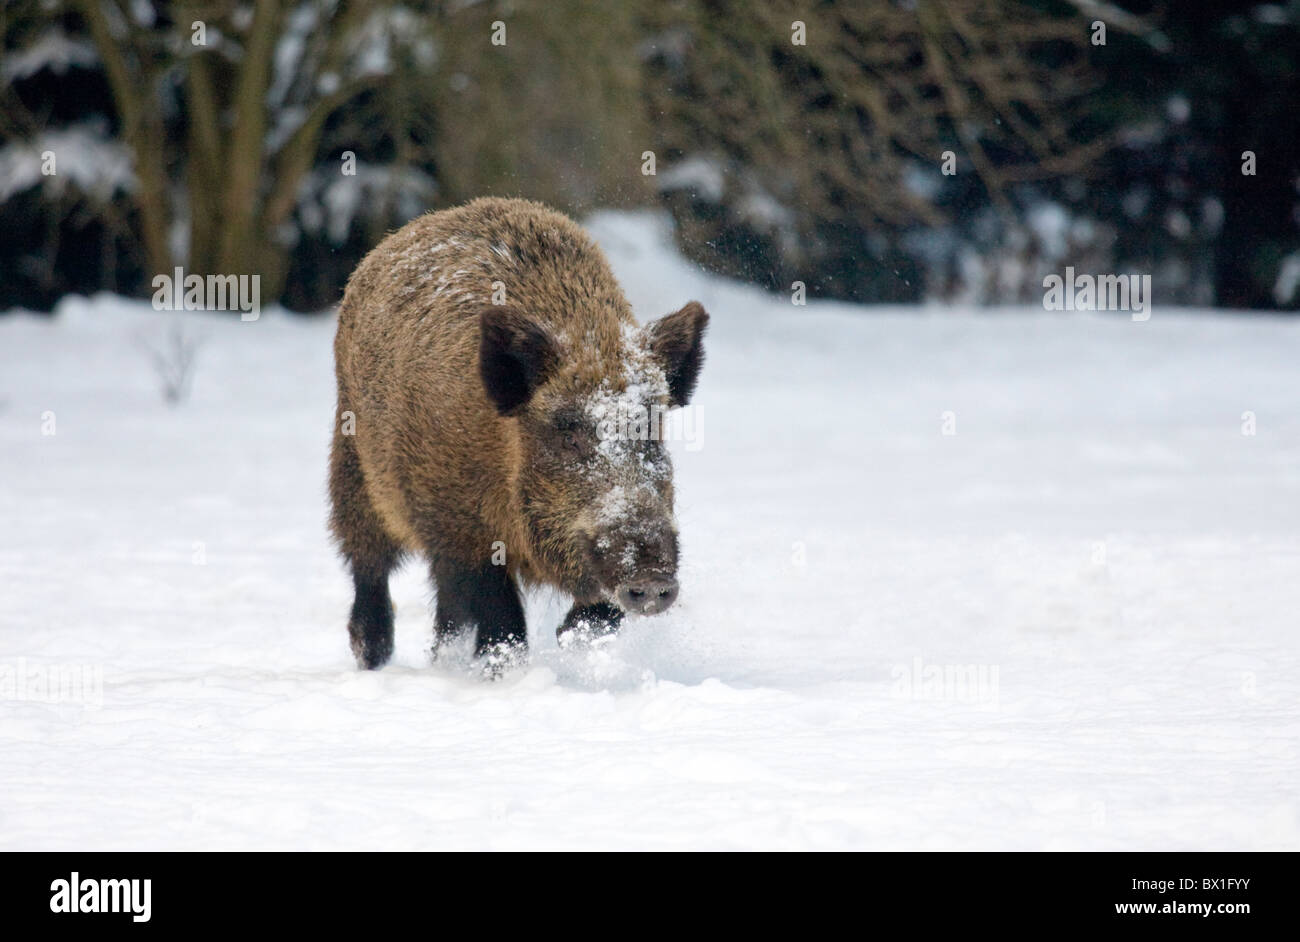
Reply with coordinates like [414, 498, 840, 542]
[329, 197, 707, 666]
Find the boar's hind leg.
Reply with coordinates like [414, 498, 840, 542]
[330, 424, 402, 670]
[433, 559, 527, 658]
[347, 577, 396, 670]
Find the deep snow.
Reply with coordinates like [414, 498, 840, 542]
[1, 211, 1297, 849]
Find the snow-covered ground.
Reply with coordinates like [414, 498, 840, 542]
[2, 212, 1297, 850]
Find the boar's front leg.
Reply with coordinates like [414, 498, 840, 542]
[432, 558, 528, 660]
[557, 601, 624, 644]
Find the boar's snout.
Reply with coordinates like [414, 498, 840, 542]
[579, 520, 680, 616]
[617, 575, 679, 615]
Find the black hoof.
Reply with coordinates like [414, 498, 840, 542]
[477, 640, 527, 679]
[557, 601, 624, 646]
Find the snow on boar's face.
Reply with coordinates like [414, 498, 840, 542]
[479, 301, 708, 614]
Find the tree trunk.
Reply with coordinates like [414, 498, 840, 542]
[216, 0, 282, 282]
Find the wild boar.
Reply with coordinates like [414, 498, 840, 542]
[329, 198, 707, 669]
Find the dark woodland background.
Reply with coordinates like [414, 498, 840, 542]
[1, 0, 1297, 313]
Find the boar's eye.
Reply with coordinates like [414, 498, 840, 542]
[554, 416, 587, 453]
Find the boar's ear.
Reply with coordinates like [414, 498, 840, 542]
[647, 301, 709, 407]
[479, 305, 560, 416]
